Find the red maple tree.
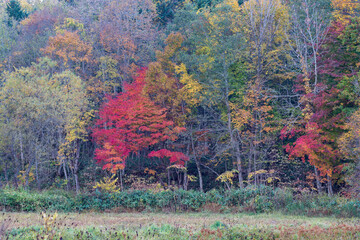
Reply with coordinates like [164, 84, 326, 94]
[281, 18, 359, 178]
[92, 68, 188, 173]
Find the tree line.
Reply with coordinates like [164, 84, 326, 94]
[0, 0, 359, 196]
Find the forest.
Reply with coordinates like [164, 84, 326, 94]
[2, 0, 360, 239]
[0, 0, 360, 198]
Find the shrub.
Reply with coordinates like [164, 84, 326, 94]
[0, 186, 359, 217]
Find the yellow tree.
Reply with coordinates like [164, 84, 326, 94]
[332, 0, 360, 24]
[240, 0, 291, 84]
[144, 32, 204, 189]
[144, 33, 189, 126]
[338, 108, 360, 195]
[231, 79, 274, 184]
[237, 0, 290, 183]
[338, 72, 360, 195]
[0, 58, 89, 191]
[42, 18, 93, 78]
[87, 56, 122, 105]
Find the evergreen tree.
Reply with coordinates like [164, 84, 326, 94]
[6, 0, 27, 23]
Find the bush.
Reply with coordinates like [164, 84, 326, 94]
[0, 186, 359, 217]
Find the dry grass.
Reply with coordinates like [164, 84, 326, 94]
[1, 211, 359, 230]
[1, 212, 360, 239]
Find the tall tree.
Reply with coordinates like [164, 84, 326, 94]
[282, 1, 360, 194]
[284, 0, 330, 191]
[171, 0, 248, 188]
[95, 0, 156, 89]
[92, 68, 188, 188]
[0, 58, 88, 190]
[43, 18, 93, 78]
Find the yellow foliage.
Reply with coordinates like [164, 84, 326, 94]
[144, 167, 157, 175]
[95, 56, 121, 94]
[247, 169, 280, 185]
[41, 211, 58, 234]
[248, 169, 268, 179]
[93, 175, 120, 193]
[55, 18, 86, 37]
[43, 30, 92, 71]
[338, 109, 360, 159]
[19, 0, 33, 13]
[231, 79, 275, 143]
[266, 176, 281, 184]
[224, 0, 241, 11]
[240, 0, 291, 83]
[17, 165, 35, 186]
[230, 103, 251, 130]
[332, 0, 360, 24]
[205, 0, 241, 33]
[176, 63, 203, 106]
[144, 33, 189, 125]
[187, 174, 198, 182]
[167, 164, 187, 172]
[216, 169, 239, 185]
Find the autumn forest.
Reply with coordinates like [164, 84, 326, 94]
[0, 0, 360, 198]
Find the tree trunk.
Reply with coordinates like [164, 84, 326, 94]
[327, 175, 333, 196]
[73, 143, 81, 194]
[224, 66, 243, 188]
[19, 132, 28, 189]
[19, 133, 25, 170]
[183, 144, 190, 190]
[314, 166, 322, 193]
[24, 161, 33, 190]
[35, 153, 40, 190]
[4, 160, 9, 185]
[63, 161, 69, 191]
[74, 173, 80, 194]
[33, 145, 41, 190]
[167, 168, 171, 187]
[195, 158, 203, 192]
[247, 147, 252, 185]
[10, 143, 20, 188]
[235, 143, 244, 188]
[190, 133, 203, 192]
[119, 169, 124, 190]
[183, 161, 188, 190]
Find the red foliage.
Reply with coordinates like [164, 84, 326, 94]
[282, 83, 343, 176]
[148, 149, 189, 165]
[281, 20, 356, 177]
[92, 68, 188, 173]
[284, 122, 339, 176]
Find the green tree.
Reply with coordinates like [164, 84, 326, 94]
[171, 0, 247, 188]
[6, 0, 27, 24]
[0, 58, 88, 191]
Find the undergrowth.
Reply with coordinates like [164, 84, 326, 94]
[0, 186, 359, 218]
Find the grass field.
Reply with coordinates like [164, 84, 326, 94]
[1, 212, 360, 239]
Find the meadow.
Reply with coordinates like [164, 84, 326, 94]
[1, 186, 360, 239]
[1, 212, 360, 239]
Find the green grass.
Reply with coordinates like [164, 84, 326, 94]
[1, 212, 360, 239]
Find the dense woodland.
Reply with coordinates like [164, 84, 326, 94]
[0, 0, 359, 196]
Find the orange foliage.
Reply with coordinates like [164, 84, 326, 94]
[43, 30, 92, 74]
[144, 33, 188, 125]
